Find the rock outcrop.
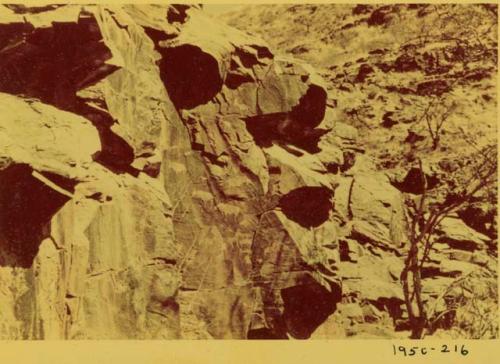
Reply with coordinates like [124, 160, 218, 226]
[0, 4, 496, 339]
[224, 3, 498, 338]
[0, 4, 343, 339]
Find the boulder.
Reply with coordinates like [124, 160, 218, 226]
[0, 92, 100, 179]
[349, 173, 407, 251]
[436, 217, 490, 252]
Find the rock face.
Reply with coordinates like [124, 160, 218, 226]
[0, 4, 496, 339]
[0, 4, 342, 339]
[224, 3, 498, 338]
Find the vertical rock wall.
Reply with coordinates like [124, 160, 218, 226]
[0, 4, 344, 339]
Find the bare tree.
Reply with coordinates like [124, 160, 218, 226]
[400, 142, 497, 339]
[418, 98, 457, 150]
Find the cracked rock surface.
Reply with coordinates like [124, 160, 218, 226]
[0, 4, 341, 339]
[224, 3, 497, 338]
[0, 4, 496, 339]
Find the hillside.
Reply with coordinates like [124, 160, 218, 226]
[223, 3, 498, 339]
[0, 4, 497, 339]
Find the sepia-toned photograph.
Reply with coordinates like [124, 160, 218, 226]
[0, 2, 497, 341]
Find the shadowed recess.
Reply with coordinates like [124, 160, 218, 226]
[244, 112, 288, 148]
[437, 236, 480, 252]
[458, 205, 497, 240]
[289, 84, 327, 128]
[167, 4, 190, 24]
[339, 240, 352, 261]
[421, 266, 461, 279]
[0, 164, 75, 268]
[244, 113, 330, 153]
[76, 102, 136, 174]
[0, 14, 116, 104]
[243, 82, 327, 153]
[158, 44, 223, 110]
[93, 125, 136, 174]
[0, 14, 139, 174]
[225, 72, 254, 89]
[281, 280, 341, 339]
[278, 186, 333, 228]
[392, 167, 439, 194]
[369, 297, 405, 329]
[250, 44, 274, 59]
[234, 46, 266, 68]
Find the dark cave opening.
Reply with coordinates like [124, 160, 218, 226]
[244, 113, 330, 154]
[0, 15, 141, 174]
[244, 113, 288, 148]
[391, 167, 439, 194]
[166, 5, 191, 24]
[158, 44, 223, 110]
[225, 72, 254, 90]
[0, 164, 75, 268]
[0, 15, 114, 106]
[289, 84, 327, 129]
[278, 186, 333, 228]
[281, 280, 342, 339]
